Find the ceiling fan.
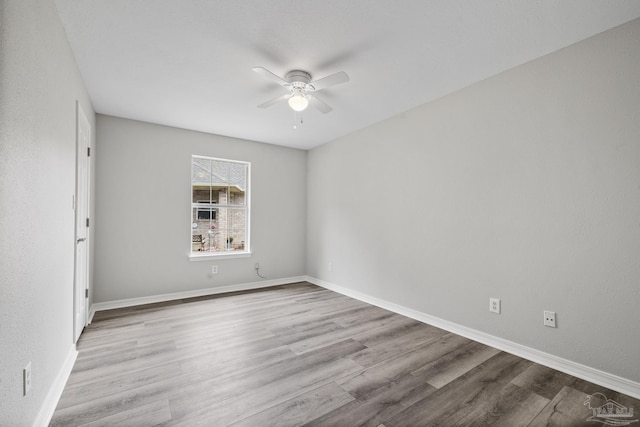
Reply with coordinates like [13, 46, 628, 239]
[252, 67, 349, 114]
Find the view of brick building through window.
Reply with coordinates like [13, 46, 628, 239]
[191, 156, 249, 254]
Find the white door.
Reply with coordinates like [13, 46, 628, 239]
[74, 101, 91, 342]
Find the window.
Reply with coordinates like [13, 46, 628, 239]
[196, 201, 217, 220]
[191, 155, 250, 258]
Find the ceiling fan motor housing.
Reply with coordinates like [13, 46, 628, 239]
[285, 70, 312, 86]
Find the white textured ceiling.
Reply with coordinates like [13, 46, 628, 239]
[54, 1, 640, 150]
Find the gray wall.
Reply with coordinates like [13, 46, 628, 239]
[0, 1, 96, 425]
[307, 19, 640, 382]
[94, 115, 307, 302]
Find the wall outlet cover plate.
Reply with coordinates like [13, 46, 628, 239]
[489, 298, 501, 314]
[544, 310, 556, 328]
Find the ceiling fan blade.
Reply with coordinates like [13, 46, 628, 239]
[308, 94, 333, 114]
[310, 71, 349, 91]
[257, 93, 290, 109]
[252, 67, 289, 87]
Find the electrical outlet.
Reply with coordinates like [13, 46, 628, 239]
[328, 262, 333, 272]
[544, 311, 556, 328]
[211, 265, 218, 274]
[489, 298, 500, 314]
[23, 362, 31, 396]
[255, 263, 260, 270]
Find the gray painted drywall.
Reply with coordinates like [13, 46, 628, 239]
[93, 115, 307, 302]
[307, 18, 640, 382]
[0, 0, 96, 424]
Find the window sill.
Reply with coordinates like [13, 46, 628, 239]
[188, 251, 252, 262]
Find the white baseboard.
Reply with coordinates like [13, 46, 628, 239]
[34, 345, 78, 427]
[88, 304, 96, 324]
[305, 276, 640, 400]
[90, 276, 307, 313]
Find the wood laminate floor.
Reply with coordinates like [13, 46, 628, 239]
[51, 282, 639, 426]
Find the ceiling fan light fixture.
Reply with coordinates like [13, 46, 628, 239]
[288, 92, 309, 112]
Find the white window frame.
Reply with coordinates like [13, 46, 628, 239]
[189, 155, 251, 261]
